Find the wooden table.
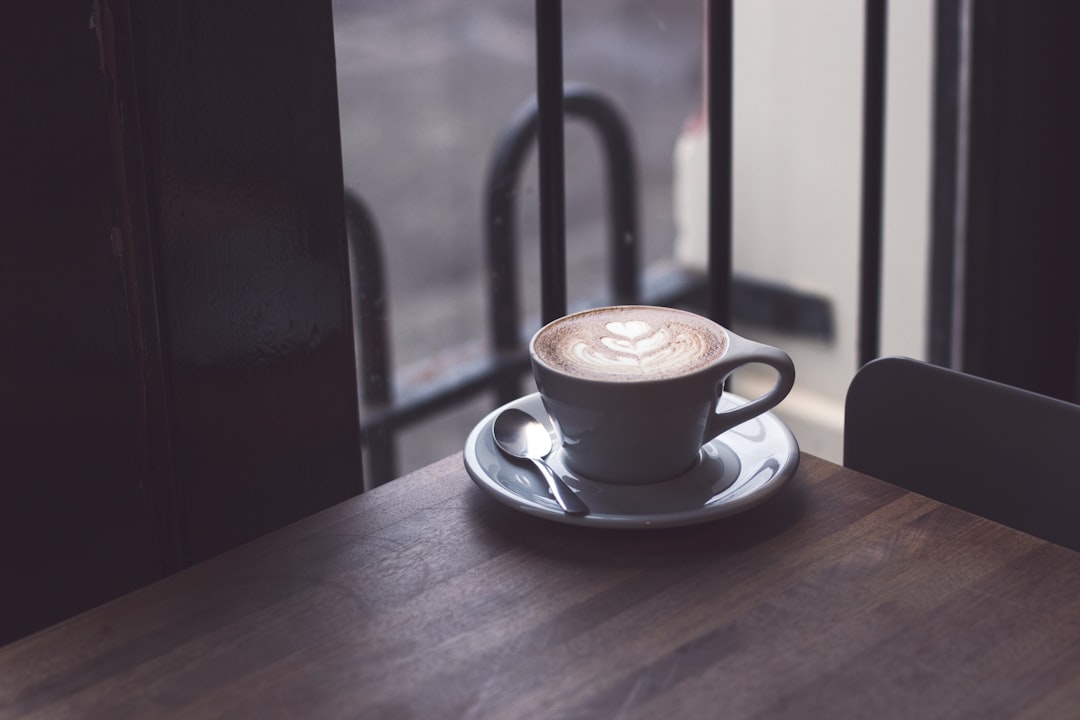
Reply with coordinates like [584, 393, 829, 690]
[3, 453, 1080, 719]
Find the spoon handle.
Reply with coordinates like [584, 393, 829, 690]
[531, 457, 589, 515]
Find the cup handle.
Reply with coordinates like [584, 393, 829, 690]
[702, 333, 796, 442]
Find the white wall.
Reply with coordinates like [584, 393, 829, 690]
[881, 0, 933, 361]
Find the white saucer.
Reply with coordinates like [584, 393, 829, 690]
[463, 392, 800, 529]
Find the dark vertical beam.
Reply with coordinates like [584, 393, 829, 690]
[535, 0, 567, 323]
[928, 0, 967, 367]
[127, 0, 364, 562]
[2, 0, 163, 645]
[707, 0, 733, 327]
[105, 0, 185, 575]
[962, 0, 1080, 402]
[858, 0, 887, 367]
[3, 0, 360, 644]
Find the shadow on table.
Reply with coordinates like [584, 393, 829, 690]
[465, 474, 809, 568]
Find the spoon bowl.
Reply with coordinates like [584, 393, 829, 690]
[492, 409, 588, 515]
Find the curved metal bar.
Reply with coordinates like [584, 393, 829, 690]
[344, 188, 396, 486]
[484, 84, 640, 403]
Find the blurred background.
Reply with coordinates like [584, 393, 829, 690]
[332, 0, 934, 476]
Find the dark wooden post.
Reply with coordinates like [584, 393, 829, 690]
[2, 0, 361, 644]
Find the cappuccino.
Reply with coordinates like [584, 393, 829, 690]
[533, 306, 727, 382]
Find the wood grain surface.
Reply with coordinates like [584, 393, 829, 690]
[2, 454, 1079, 719]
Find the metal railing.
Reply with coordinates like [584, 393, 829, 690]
[486, 83, 642, 405]
[349, 0, 881, 487]
[348, 86, 707, 487]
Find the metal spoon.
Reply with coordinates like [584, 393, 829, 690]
[492, 408, 589, 515]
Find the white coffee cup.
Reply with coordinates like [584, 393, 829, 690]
[530, 305, 795, 484]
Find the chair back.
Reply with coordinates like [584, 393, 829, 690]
[844, 356, 1080, 552]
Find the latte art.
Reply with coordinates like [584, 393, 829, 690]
[533, 306, 727, 382]
[570, 321, 708, 376]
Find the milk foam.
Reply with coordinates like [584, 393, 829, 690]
[535, 306, 726, 381]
